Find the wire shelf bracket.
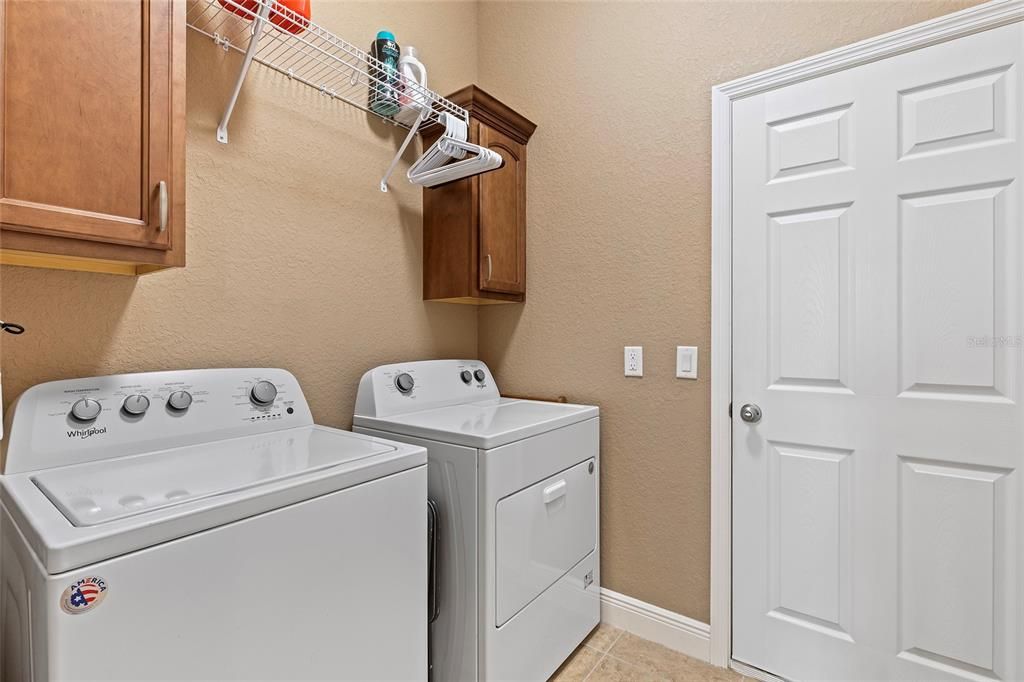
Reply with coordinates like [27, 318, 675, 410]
[214, 1, 272, 143]
[186, 0, 469, 149]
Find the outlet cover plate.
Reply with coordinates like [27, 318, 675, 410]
[676, 346, 698, 379]
[624, 346, 643, 377]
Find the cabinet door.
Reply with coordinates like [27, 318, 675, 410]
[478, 125, 526, 295]
[0, 0, 175, 249]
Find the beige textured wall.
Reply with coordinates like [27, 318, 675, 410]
[0, 0, 983, 628]
[476, 0, 979, 622]
[0, 1, 480, 428]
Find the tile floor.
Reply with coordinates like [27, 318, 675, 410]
[550, 624, 753, 681]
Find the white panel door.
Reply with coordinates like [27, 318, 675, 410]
[733, 21, 1023, 681]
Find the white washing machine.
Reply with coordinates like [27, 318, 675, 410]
[0, 368, 427, 681]
[353, 360, 600, 681]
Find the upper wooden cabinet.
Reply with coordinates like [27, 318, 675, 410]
[0, 0, 186, 275]
[423, 86, 536, 304]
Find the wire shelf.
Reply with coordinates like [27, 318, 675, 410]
[186, 0, 467, 141]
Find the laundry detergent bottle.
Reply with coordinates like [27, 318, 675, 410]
[368, 30, 401, 117]
[395, 46, 429, 126]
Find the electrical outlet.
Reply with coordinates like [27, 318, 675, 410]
[624, 346, 643, 377]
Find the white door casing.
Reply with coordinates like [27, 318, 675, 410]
[728, 15, 1023, 682]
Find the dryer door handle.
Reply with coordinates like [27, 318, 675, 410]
[543, 480, 567, 504]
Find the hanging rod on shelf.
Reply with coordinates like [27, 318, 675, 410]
[185, 0, 468, 143]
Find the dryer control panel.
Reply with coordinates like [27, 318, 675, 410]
[2, 369, 313, 474]
[354, 360, 501, 418]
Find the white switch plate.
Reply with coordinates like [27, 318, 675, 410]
[624, 346, 643, 377]
[676, 346, 698, 379]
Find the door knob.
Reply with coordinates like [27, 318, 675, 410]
[739, 403, 762, 423]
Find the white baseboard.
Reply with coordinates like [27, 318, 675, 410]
[599, 588, 711, 663]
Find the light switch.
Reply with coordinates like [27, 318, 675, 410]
[676, 346, 698, 379]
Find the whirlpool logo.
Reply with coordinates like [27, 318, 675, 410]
[66, 427, 107, 439]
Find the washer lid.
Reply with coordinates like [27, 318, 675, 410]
[354, 398, 599, 449]
[1, 426, 426, 574]
[33, 427, 396, 527]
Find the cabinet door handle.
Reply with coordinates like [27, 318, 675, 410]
[158, 180, 168, 232]
[486, 253, 492, 281]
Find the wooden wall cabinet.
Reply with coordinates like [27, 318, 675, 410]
[423, 86, 536, 304]
[0, 0, 186, 275]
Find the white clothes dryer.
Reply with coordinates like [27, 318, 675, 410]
[354, 360, 600, 681]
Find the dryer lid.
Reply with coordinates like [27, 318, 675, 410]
[354, 398, 599, 449]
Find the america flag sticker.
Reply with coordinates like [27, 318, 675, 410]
[60, 576, 108, 615]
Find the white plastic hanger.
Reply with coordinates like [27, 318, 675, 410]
[410, 113, 469, 173]
[382, 111, 502, 191]
[407, 113, 503, 188]
[381, 111, 466, 192]
[408, 139, 502, 188]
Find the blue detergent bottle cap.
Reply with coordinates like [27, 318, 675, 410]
[376, 30, 395, 41]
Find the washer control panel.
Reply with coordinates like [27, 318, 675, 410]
[354, 360, 500, 418]
[2, 368, 314, 474]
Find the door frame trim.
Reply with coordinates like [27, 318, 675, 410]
[708, 0, 1024, 668]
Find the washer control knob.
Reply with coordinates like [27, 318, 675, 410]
[395, 373, 415, 394]
[473, 369, 486, 382]
[70, 398, 102, 422]
[122, 394, 150, 416]
[460, 370, 473, 384]
[167, 390, 193, 411]
[250, 380, 278, 406]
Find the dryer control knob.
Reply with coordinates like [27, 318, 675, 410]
[250, 380, 278, 405]
[460, 370, 473, 384]
[473, 369, 486, 382]
[395, 373, 415, 394]
[70, 398, 102, 422]
[122, 394, 150, 416]
[167, 390, 193, 411]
